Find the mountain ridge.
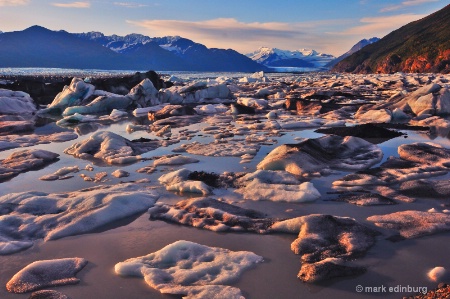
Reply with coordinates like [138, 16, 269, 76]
[326, 37, 380, 68]
[0, 26, 268, 72]
[332, 4, 450, 73]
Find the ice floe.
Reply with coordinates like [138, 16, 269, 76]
[271, 214, 378, 282]
[0, 89, 37, 115]
[333, 143, 450, 191]
[0, 149, 59, 182]
[115, 240, 262, 297]
[257, 135, 382, 176]
[149, 197, 273, 233]
[236, 177, 320, 203]
[183, 141, 260, 157]
[40, 166, 79, 181]
[0, 183, 159, 253]
[6, 258, 87, 293]
[64, 131, 165, 164]
[367, 210, 450, 239]
[153, 155, 199, 167]
[0, 132, 78, 152]
[28, 290, 70, 299]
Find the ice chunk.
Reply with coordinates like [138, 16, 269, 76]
[271, 214, 377, 282]
[153, 155, 199, 167]
[237, 97, 268, 109]
[0, 183, 159, 247]
[0, 89, 36, 115]
[6, 258, 87, 293]
[257, 135, 382, 176]
[149, 197, 273, 233]
[398, 142, 450, 166]
[159, 285, 244, 299]
[47, 78, 95, 112]
[28, 290, 70, 299]
[428, 267, 446, 282]
[111, 169, 130, 178]
[0, 132, 78, 152]
[0, 149, 59, 182]
[64, 131, 161, 164]
[273, 214, 378, 259]
[166, 181, 212, 195]
[115, 240, 262, 296]
[184, 141, 260, 157]
[238, 170, 300, 185]
[236, 180, 320, 203]
[0, 239, 33, 255]
[298, 258, 366, 283]
[367, 210, 450, 239]
[158, 168, 192, 185]
[355, 108, 392, 123]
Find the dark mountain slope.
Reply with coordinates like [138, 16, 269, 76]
[333, 4, 450, 73]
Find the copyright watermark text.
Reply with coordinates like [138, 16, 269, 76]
[355, 284, 427, 294]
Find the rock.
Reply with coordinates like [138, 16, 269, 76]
[257, 135, 382, 176]
[1, 77, 72, 106]
[0, 149, 59, 182]
[90, 71, 166, 95]
[149, 197, 273, 233]
[0, 89, 36, 115]
[367, 210, 450, 239]
[6, 258, 87, 293]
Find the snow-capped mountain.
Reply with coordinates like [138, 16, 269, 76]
[7, 27, 264, 72]
[326, 37, 380, 68]
[75, 32, 152, 53]
[247, 47, 335, 69]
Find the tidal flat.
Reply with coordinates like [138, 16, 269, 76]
[1, 70, 450, 298]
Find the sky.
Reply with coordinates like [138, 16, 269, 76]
[0, 0, 446, 56]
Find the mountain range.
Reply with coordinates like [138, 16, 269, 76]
[246, 47, 335, 70]
[333, 4, 450, 73]
[0, 26, 268, 72]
